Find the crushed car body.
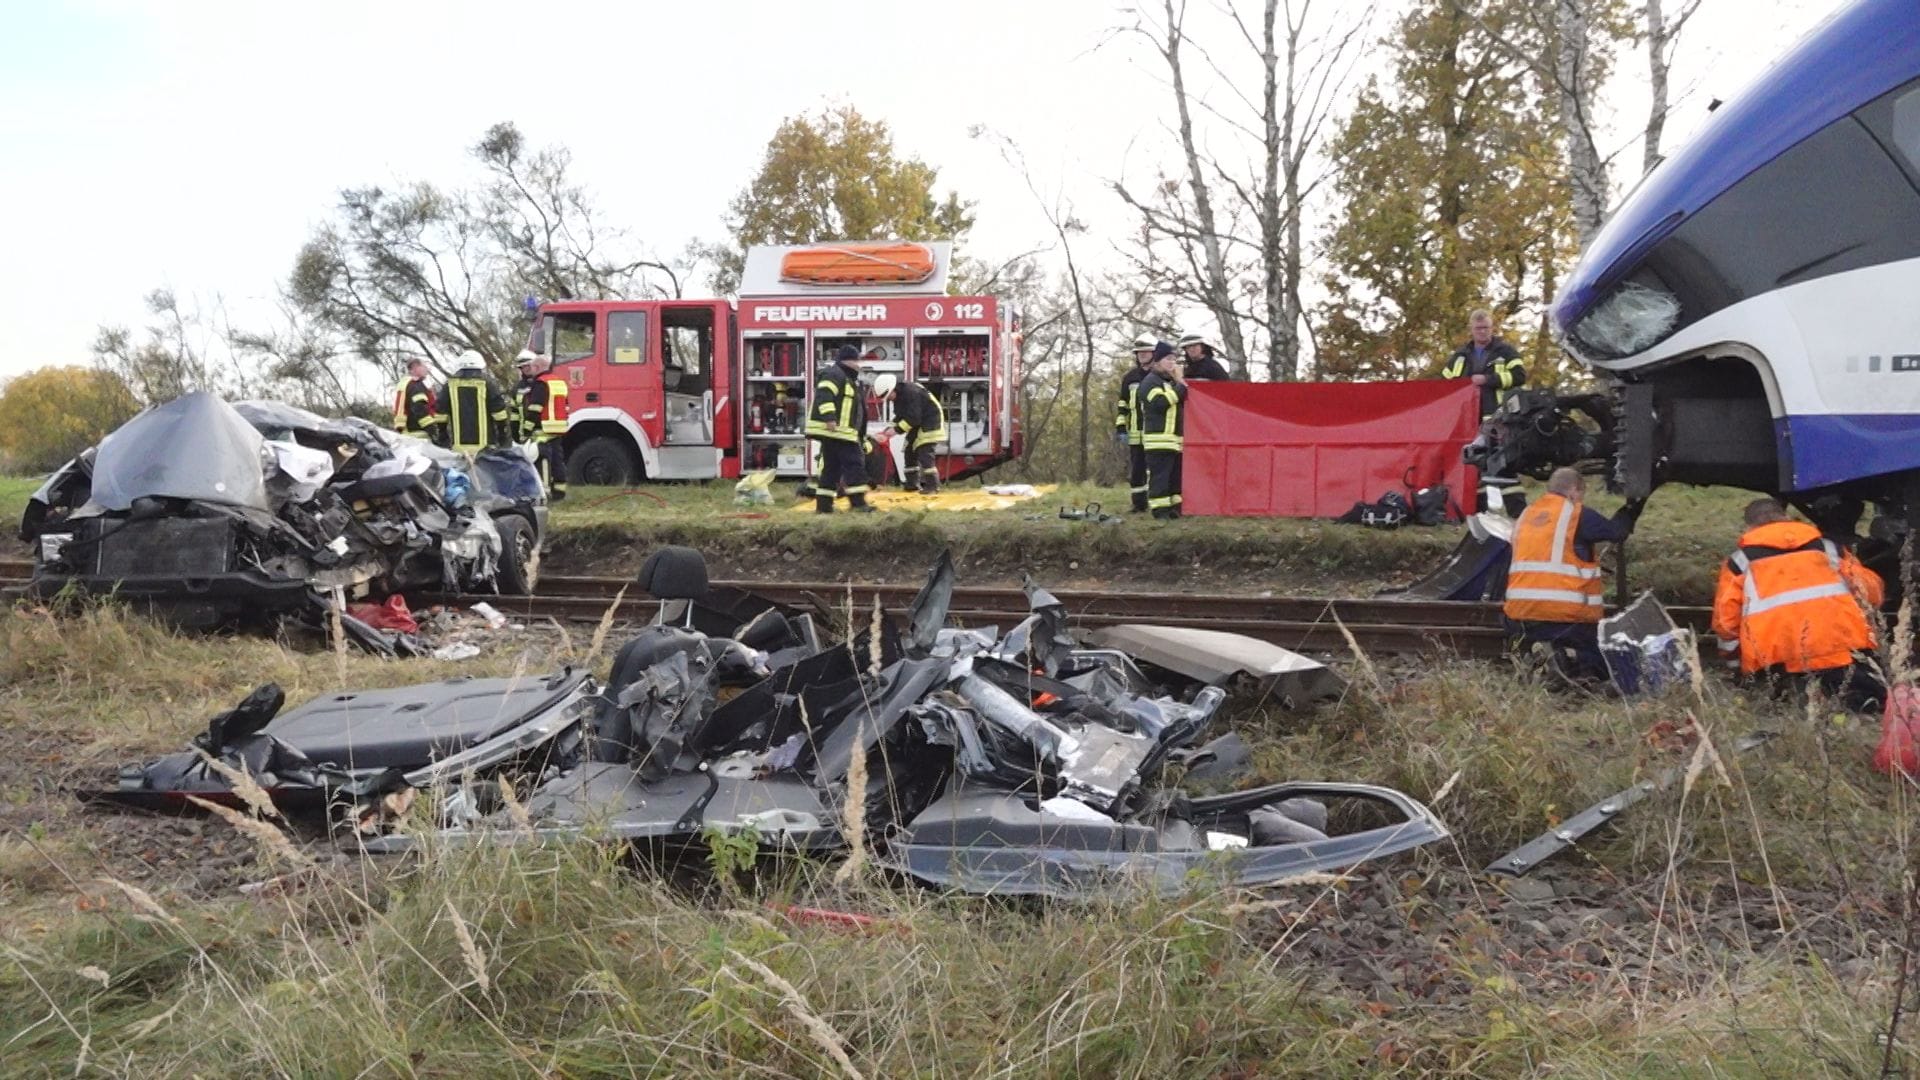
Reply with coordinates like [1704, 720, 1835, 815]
[20, 392, 547, 627]
[83, 549, 1448, 899]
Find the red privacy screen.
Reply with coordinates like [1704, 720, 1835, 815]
[1182, 380, 1481, 518]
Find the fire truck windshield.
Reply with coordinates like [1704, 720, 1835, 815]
[542, 312, 596, 362]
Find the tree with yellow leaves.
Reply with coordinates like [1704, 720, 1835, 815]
[0, 366, 141, 473]
[712, 107, 975, 293]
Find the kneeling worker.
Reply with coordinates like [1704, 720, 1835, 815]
[1503, 467, 1640, 677]
[873, 373, 946, 494]
[804, 344, 874, 514]
[1712, 498, 1885, 711]
[1139, 342, 1187, 519]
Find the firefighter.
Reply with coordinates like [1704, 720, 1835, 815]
[1440, 308, 1527, 418]
[873, 372, 946, 495]
[804, 344, 874, 514]
[1176, 331, 1234, 380]
[1139, 344, 1188, 519]
[1115, 335, 1158, 512]
[436, 350, 514, 454]
[1712, 497, 1886, 711]
[514, 350, 570, 501]
[1502, 468, 1640, 679]
[391, 358, 446, 445]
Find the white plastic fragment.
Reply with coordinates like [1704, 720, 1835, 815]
[1040, 796, 1115, 823]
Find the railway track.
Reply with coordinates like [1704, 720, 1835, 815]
[0, 557, 1713, 659]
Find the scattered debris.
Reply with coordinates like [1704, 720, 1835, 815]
[1485, 730, 1778, 877]
[86, 551, 1447, 898]
[1081, 624, 1346, 706]
[1599, 592, 1693, 696]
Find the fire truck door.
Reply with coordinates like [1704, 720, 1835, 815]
[604, 307, 664, 446]
[660, 304, 718, 446]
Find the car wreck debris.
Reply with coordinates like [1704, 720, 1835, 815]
[20, 393, 547, 633]
[1485, 730, 1777, 877]
[84, 550, 1445, 899]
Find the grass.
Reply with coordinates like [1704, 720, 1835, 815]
[1, 474, 38, 542]
[4, 595, 1919, 1076]
[544, 478, 1752, 604]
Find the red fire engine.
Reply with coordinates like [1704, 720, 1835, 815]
[523, 241, 1022, 486]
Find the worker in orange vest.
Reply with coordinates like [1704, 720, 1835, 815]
[1502, 467, 1642, 679]
[1712, 497, 1885, 711]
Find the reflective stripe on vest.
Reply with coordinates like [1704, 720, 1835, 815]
[1731, 543, 1853, 616]
[1503, 494, 1605, 622]
[806, 374, 861, 442]
[911, 392, 946, 448]
[1142, 384, 1182, 451]
[446, 378, 489, 452]
[540, 376, 569, 437]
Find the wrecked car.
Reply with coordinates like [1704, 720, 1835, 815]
[20, 392, 546, 627]
[86, 550, 1447, 899]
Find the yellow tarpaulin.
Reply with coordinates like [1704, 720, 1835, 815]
[790, 484, 1055, 513]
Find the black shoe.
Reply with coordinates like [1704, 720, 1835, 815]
[548, 488, 567, 503]
[851, 503, 877, 514]
[1152, 508, 1175, 520]
[815, 496, 835, 515]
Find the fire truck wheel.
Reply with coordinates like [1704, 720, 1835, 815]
[495, 514, 539, 596]
[566, 437, 639, 487]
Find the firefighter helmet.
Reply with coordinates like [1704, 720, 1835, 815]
[872, 373, 898, 397]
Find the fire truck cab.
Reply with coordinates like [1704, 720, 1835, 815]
[525, 241, 1022, 487]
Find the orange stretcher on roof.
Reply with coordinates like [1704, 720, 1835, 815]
[779, 243, 936, 286]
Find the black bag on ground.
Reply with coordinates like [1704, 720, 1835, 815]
[1336, 490, 1410, 529]
[1411, 483, 1454, 526]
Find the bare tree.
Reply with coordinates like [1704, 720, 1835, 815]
[1553, 0, 1609, 248]
[290, 122, 686, 383]
[1114, 0, 1373, 381]
[91, 289, 219, 404]
[1642, 0, 1706, 174]
[978, 130, 1111, 480]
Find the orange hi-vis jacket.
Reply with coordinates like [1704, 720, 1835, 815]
[1503, 493, 1606, 623]
[1711, 520, 1883, 674]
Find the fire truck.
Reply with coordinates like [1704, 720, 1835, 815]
[523, 241, 1022, 487]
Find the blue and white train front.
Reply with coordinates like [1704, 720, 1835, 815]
[1549, 0, 1920, 519]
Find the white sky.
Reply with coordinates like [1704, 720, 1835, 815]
[0, 0, 1840, 384]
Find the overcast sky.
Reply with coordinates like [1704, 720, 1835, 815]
[0, 0, 1837, 385]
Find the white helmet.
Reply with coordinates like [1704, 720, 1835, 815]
[1130, 333, 1155, 352]
[454, 349, 486, 369]
[872, 373, 899, 397]
[1176, 331, 1209, 350]
[515, 348, 541, 366]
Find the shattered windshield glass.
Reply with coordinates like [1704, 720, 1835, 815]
[87, 392, 271, 513]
